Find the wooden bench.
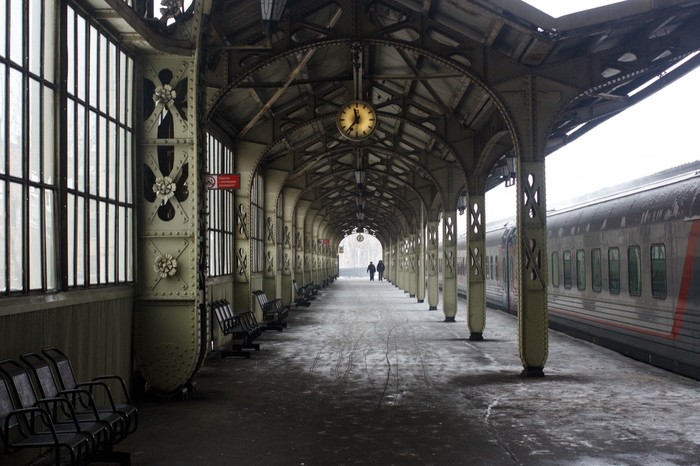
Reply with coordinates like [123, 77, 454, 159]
[252, 291, 289, 330]
[212, 300, 261, 358]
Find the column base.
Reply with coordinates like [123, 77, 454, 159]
[428, 306, 438, 310]
[468, 332, 483, 341]
[443, 316, 456, 322]
[520, 366, 545, 378]
[416, 299, 424, 303]
[409, 294, 415, 298]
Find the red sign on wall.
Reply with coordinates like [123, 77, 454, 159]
[206, 174, 240, 190]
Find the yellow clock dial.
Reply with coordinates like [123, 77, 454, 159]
[337, 100, 377, 141]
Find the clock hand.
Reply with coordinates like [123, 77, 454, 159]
[348, 109, 360, 132]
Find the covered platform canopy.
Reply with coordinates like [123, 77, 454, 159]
[82, 0, 700, 393]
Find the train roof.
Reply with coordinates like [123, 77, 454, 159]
[547, 169, 700, 236]
[482, 167, 700, 237]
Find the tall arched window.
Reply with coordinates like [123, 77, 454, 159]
[0, 1, 134, 294]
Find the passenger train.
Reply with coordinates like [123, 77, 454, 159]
[452, 167, 700, 380]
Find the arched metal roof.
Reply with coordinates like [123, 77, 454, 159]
[91, 0, 700, 242]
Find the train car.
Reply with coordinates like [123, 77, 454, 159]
[467, 170, 700, 380]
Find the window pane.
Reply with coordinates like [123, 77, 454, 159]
[43, 0, 56, 78]
[77, 103, 86, 191]
[99, 115, 107, 197]
[551, 251, 559, 287]
[88, 110, 97, 195]
[0, 1, 6, 58]
[119, 206, 126, 281]
[628, 246, 641, 296]
[9, 69, 23, 177]
[0, 181, 5, 291]
[608, 248, 620, 294]
[67, 194, 75, 286]
[89, 27, 98, 106]
[563, 250, 571, 289]
[29, 187, 42, 290]
[44, 189, 56, 290]
[89, 198, 98, 284]
[28, 0, 42, 75]
[76, 195, 85, 286]
[591, 249, 602, 292]
[0, 64, 6, 174]
[9, 182, 23, 291]
[76, 15, 86, 101]
[29, 80, 41, 183]
[43, 87, 55, 184]
[651, 243, 666, 299]
[108, 121, 116, 198]
[9, 0, 23, 65]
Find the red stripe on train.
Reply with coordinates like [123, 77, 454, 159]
[671, 219, 700, 339]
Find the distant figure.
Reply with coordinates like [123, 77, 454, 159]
[367, 261, 376, 281]
[376, 260, 385, 281]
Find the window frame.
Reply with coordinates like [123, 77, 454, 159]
[650, 243, 667, 299]
[563, 250, 572, 289]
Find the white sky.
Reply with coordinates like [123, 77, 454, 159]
[522, 0, 628, 17]
[484, 48, 700, 222]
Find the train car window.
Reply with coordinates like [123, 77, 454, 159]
[576, 249, 586, 290]
[651, 243, 667, 299]
[591, 249, 602, 292]
[490, 256, 494, 279]
[628, 245, 642, 296]
[608, 248, 620, 294]
[563, 250, 572, 289]
[485, 256, 490, 279]
[495, 256, 499, 281]
[551, 251, 559, 287]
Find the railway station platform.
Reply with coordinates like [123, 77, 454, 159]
[116, 278, 700, 466]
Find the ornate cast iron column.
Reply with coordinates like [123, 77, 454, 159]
[442, 211, 458, 321]
[467, 192, 486, 340]
[426, 221, 439, 310]
[136, 54, 204, 394]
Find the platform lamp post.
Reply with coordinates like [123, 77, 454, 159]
[261, 0, 287, 34]
[457, 191, 467, 215]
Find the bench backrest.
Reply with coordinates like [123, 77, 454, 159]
[252, 290, 268, 307]
[0, 376, 20, 431]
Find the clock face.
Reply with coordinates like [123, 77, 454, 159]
[337, 100, 377, 141]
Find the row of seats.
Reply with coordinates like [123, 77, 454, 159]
[212, 300, 263, 358]
[0, 347, 137, 465]
[213, 280, 336, 358]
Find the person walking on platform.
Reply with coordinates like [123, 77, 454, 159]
[367, 261, 376, 281]
[376, 260, 385, 281]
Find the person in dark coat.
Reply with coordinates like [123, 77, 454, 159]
[367, 261, 376, 281]
[376, 260, 385, 281]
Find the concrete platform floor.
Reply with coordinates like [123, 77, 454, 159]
[117, 278, 700, 466]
